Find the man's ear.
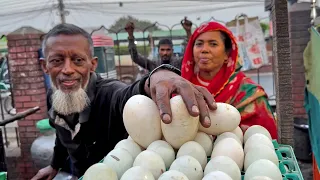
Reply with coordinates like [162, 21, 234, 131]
[40, 59, 48, 74]
[90, 57, 98, 72]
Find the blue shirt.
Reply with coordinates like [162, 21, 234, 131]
[38, 48, 51, 90]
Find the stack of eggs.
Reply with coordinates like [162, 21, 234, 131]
[82, 95, 282, 180]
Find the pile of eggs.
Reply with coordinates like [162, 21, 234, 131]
[83, 95, 282, 180]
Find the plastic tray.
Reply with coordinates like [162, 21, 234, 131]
[79, 140, 304, 180]
[0, 172, 7, 180]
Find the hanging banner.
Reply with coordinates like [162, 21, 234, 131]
[226, 14, 269, 71]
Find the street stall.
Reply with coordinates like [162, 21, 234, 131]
[78, 97, 304, 180]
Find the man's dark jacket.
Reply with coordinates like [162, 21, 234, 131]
[47, 73, 148, 177]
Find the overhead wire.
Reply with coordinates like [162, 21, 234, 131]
[66, 2, 263, 16]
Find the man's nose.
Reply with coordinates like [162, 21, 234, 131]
[61, 59, 75, 75]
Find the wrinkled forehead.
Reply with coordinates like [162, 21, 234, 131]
[45, 34, 91, 57]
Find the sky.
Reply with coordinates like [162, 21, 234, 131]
[0, 0, 269, 35]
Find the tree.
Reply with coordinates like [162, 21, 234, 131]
[109, 16, 161, 32]
[260, 22, 269, 34]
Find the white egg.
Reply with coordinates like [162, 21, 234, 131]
[202, 171, 233, 180]
[231, 126, 244, 144]
[249, 176, 273, 180]
[133, 150, 166, 179]
[177, 141, 207, 169]
[193, 132, 213, 157]
[83, 163, 117, 180]
[170, 155, 203, 180]
[161, 95, 199, 149]
[199, 103, 241, 135]
[204, 156, 241, 180]
[214, 132, 242, 147]
[114, 139, 142, 159]
[211, 138, 244, 170]
[123, 95, 162, 148]
[102, 148, 133, 178]
[158, 170, 189, 180]
[244, 133, 274, 154]
[244, 125, 272, 143]
[244, 144, 279, 171]
[121, 166, 155, 180]
[244, 159, 282, 180]
[147, 140, 175, 169]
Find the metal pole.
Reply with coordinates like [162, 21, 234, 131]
[0, 129, 7, 172]
[58, 0, 66, 23]
[311, 0, 317, 25]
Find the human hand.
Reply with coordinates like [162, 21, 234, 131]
[146, 70, 217, 128]
[31, 166, 58, 180]
[181, 16, 192, 33]
[125, 22, 135, 38]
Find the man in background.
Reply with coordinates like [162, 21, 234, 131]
[125, 17, 193, 71]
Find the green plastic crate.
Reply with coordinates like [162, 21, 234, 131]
[78, 140, 304, 180]
[0, 172, 7, 180]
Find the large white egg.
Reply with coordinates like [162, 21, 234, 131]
[204, 156, 241, 180]
[214, 132, 242, 147]
[147, 140, 175, 169]
[193, 132, 213, 157]
[158, 170, 189, 180]
[243, 125, 272, 143]
[102, 148, 133, 178]
[244, 133, 274, 154]
[170, 155, 203, 180]
[244, 159, 282, 180]
[133, 150, 166, 179]
[249, 176, 273, 180]
[120, 166, 155, 180]
[161, 95, 199, 149]
[123, 95, 162, 148]
[114, 139, 142, 159]
[176, 141, 207, 169]
[211, 138, 244, 170]
[244, 144, 279, 171]
[83, 163, 117, 180]
[202, 171, 233, 180]
[199, 103, 241, 135]
[231, 126, 244, 144]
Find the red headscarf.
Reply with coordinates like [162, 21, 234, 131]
[181, 21, 278, 140]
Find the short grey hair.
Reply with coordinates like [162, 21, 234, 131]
[42, 23, 94, 58]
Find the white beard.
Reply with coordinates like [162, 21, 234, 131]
[50, 80, 90, 116]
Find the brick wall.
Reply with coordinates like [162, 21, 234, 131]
[289, 3, 320, 119]
[6, 27, 47, 179]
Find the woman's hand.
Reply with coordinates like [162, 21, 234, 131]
[145, 70, 217, 127]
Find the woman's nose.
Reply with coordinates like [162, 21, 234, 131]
[201, 44, 210, 53]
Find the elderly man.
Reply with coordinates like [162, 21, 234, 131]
[31, 23, 215, 179]
[125, 17, 193, 71]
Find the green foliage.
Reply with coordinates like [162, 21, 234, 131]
[260, 22, 270, 33]
[109, 16, 161, 33]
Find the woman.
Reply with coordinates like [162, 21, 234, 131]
[181, 21, 278, 139]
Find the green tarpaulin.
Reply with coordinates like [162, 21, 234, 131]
[303, 26, 320, 170]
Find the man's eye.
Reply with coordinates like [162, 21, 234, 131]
[51, 59, 62, 64]
[73, 58, 84, 64]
